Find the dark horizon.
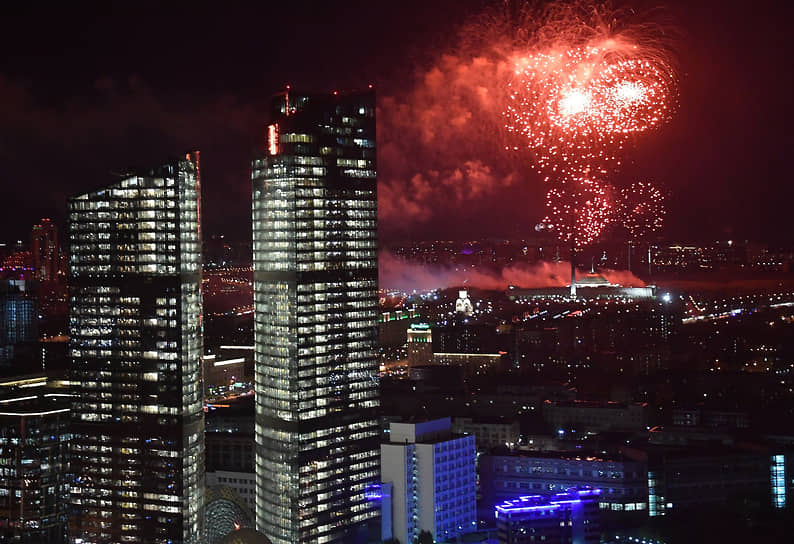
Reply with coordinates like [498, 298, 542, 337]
[1, 1, 792, 245]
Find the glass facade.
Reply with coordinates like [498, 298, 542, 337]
[67, 154, 204, 543]
[0, 281, 38, 362]
[0, 385, 70, 542]
[204, 485, 255, 544]
[771, 454, 786, 509]
[252, 90, 379, 543]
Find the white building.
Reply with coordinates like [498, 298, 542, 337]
[381, 418, 476, 543]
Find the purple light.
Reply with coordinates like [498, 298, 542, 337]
[575, 488, 602, 497]
[364, 484, 382, 501]
[495, 502, 563, 514]
[494, 487, 602, 515]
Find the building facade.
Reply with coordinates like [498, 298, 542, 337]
[381, 418, 477, 543]
[406, 323, 432, 367]
[31, 218, 60, 282]
[251, 90, 380, 543]
[480, 452, 648, 523]
[204, 485, 256, 544]
[452, 417, 521, 449]
[68, 154, 204, 543]
[494, 488, 601, 544]
[542, 400, 648, 434]
[0, 379, 70, 542]
[0, 279, 38, 363]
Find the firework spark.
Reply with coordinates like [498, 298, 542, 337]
[544, 177, 615, 246]
[620, 180, 666, 241]
[504, 44, 677, 179]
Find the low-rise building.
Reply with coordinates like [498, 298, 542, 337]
[452, 417, 521, 449]
[494, 487, 602, 544]
[381, 418, 476, 543]
[543, 400, 647, 434]
[480, 452, 648, 524]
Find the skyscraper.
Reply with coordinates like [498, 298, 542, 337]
[68, 154, 204, 543]
[31, 218, 59, 281]
[251, 89, 379, 543]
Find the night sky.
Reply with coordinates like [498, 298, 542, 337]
[0, 1, 792, 245]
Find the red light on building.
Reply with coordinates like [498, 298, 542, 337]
[268, 124, 279, 155]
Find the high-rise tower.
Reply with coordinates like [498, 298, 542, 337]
[31, 218, 59, 281]
[68, 154, 204, 543]
[251, 89, 380, 543]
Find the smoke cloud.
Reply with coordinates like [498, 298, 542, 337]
[379, 251, 644, 292]
[378, 46, 534, 235]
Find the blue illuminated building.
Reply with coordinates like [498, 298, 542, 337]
[381, 418, 476, 543]
[495, 487, 601, 544]
[480, 452, 647, 523]
[770, 454, 786, 509]
[0, 280, 38, 363]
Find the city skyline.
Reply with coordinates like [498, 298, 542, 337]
[0, 1, 792, 244]
[0, 3, 793, 544]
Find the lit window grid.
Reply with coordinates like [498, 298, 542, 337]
[0, 406, 70, 542]
[252, 92, 380, 544]
[67, 158, 204, 543]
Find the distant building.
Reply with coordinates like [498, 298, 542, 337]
[0, 250, 33, 275]
[379, 308, 420, 347]
[381, 418, 476, 543]
[206, 432, 255, 512]
[203, 345, 254, 398]
[671, 407, 750, 429]
[542, 400, 648, 434]
[452, 417, 521, 449]
[506, 272, 656, 301]
[406, 364, 463, 390]
[204, 485, 256, 544]
[406, 323, 433, 366]
[455, 289, 474, 316]
[0, 280, 38, 363]
[643, 446, 786, 517]
[31, 218, 59, 281]
[207, 473, 256, 512]
[433, 320, 500, 354]
[0, 376, 70, 543]
[480, 452, 647, 524]
[433, 352, 506, 377]
[205, 398, 255, 512]
[494, 487, 602, 544]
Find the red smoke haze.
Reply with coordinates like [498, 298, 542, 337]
[379, 251, 644, 292]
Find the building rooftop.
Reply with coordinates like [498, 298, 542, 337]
[495, 487, 602, 514]
[485, 449, 636, 464]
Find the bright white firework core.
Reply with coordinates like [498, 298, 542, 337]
[559, 88, 591, 116]
[614, 81, 645, 104]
